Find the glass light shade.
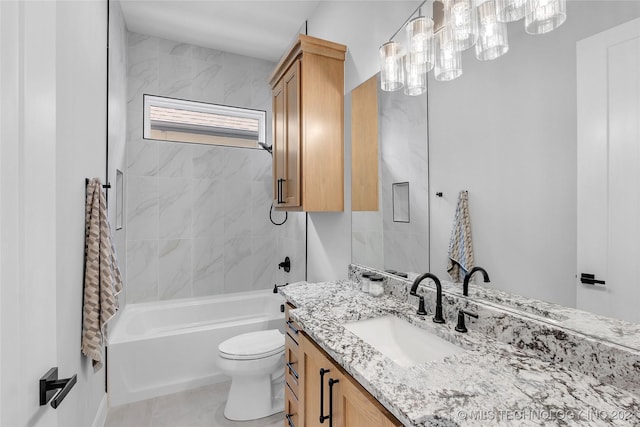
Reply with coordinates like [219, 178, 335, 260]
[475, 0, 509, 61]
[405, 16, 435, 72]
[379, 41, 404, 91]
[525, 0, 566, 35]
[403, 54, 427, 96]
[434, 27, 462, 81]
[496, 0, 527, 22]
[447, 0, 478, 51]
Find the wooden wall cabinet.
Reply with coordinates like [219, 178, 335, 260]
[282, 305, 401, 427]
[269, 35, 346, 212]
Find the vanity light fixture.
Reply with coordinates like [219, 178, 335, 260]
[378, 0, 567, 90]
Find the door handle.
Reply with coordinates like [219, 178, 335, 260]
[580, 273, 605, 285]
[328, 377, 340, 427]
[319, 368, 330, 424]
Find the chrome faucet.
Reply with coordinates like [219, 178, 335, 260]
[410, 273, 445, 324]
[462, 267, 490, 297]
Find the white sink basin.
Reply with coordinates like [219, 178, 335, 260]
[344, 315, 465, 367]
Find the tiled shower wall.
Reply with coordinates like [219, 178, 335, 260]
[125, 32, 305, 303]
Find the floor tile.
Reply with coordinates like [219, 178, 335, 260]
[105, 381, 284, 427]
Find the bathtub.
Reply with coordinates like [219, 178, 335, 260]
[107, 289, 285, 406]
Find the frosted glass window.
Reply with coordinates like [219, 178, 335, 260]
[143, 95, 266, 148]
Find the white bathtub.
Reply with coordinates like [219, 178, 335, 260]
[107, 290, 285, 406]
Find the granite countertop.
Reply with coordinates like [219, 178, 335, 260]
[281, 280, 640, 427]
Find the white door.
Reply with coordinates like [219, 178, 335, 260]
[577, 17, 640, 323]
[1, 2, 59, 426]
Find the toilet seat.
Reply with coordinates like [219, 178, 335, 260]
[219, 329, 284, 360]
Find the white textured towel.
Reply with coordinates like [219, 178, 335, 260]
[81, 178, 123, 370]
[447, 190, 474, 282]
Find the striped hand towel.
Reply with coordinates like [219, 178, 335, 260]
[81, 178, 123, 370]
[447, 190, 474, 282]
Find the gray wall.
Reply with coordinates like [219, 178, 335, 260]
[125, 32, 305, 303]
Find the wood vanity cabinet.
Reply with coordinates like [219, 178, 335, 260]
[269, 35, 346, 212]
[284, 303, 401, 427]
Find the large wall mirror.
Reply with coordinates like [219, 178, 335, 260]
[352, 1, 640, 328]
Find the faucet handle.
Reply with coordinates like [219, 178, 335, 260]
[455, 310, 478, 333]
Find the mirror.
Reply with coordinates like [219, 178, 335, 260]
[352, 75, 429, 275]
[352, 1, 640, 327]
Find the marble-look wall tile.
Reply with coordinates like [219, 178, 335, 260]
[158, 178, 192, 240]
[192, 178, 223, 239]
[158, 239, 192, 300]
[192, 145, 223, 179]
[192, 238, 224, 296]
[126, 240, 159, 303]
[127, 138, 158, 177]
[159, 39, 192, 57]
[159, 53, 193, 99]
[224, 236, 252, 293]
[251, 180, 274, 237]
[251, 236, 277, 290]
[158, 142, 192, 178]
[223, 149, 251, 239]
[222, 53, 253, 107]
[126, 32, 285, 303]
[127, 176, 158, 240]
[193, 59, 224, 103]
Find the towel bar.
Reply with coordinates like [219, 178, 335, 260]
[39, 367, 77, 409]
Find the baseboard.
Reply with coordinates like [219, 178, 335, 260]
[91, 394, 108, 427]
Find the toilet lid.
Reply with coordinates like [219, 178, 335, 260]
[219, 329, 284, 360]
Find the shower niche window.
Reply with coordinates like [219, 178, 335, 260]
[143, 94, 266, 148]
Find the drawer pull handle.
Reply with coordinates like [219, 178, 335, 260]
[328, 378, 340, 427]
[286, 413, 295, 427]
[319, 368, 330, 423]
[286, 320, 299, 335]
[286, 362, 299, 379]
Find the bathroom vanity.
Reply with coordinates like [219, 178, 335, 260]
[280, 267, 640, 426]
[284, 303, 401, 427]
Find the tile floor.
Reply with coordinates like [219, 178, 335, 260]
[105, 381, 283, 427]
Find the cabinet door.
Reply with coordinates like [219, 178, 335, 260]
[333, 372, 402, 427]
[283, 59, 301, 207]
[300, 333, 329, 427]
[272, 78, 286, 206]
[300, 334, 402, 427]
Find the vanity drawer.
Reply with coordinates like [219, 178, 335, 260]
[285, 303, 301, 343]
[284, 382, 299, 427]
[285, 332, 300, 397]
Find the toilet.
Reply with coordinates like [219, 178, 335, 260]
[217, 329, 285, 421]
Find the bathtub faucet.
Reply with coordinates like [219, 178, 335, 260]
[273, 283, 288, 294]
